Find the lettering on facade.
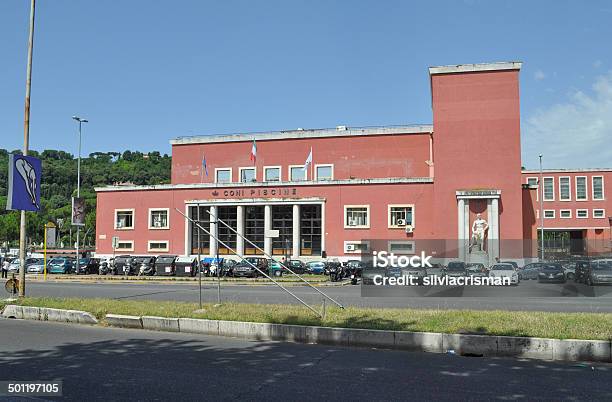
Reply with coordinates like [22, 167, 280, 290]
[211, 188, 299, 198]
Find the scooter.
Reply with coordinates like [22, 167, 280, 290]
[138, 262, 155, 276]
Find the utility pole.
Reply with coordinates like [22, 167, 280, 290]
[18, 0, 36, 297]
[72, 116, 88, 269]
[539, 154, 544, 261]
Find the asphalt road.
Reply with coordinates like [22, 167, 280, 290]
[18, 280, 612, 312]
[1, 319, 610, 401]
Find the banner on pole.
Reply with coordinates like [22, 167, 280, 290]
[72, 197, 86, 226]
[45, 222, 57, 248]
[6, 154, 42, 212]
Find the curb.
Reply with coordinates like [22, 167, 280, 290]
[2, 305, 97, 325]
[3, 305, 610, 363]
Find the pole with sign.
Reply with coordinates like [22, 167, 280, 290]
[43, 222, 56, 281]
[111, 236, 119, 272]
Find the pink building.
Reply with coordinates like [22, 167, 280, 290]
[95, 62, 611, 264]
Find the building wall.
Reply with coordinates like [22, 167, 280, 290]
[171, 132, 432, 185]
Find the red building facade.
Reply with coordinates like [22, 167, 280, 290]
[95, 62, 611, 263]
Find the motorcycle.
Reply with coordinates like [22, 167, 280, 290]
[99, 261, 109, 275]
[327, 263, 344, 282]
[138, 262, 155, 276]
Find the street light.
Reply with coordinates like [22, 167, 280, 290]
[72, 116, 88, 269]
[539, 154, 544, 261]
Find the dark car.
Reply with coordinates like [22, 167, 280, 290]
[445, 261, 467, 277]
[361, 263, 386, 285]
[519, 263, 544, 280]
[584, 259, 612, 286]
[466, 263, 487, 277]
[537, 263, 566, 283]
[76, 257, 100, 274]
[306, 261, 327, 275]
[286, 259, 307, 275]
[233, 257, 269, 278]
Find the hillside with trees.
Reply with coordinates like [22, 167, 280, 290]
[0, 149, 171, 250]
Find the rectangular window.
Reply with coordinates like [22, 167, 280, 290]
[190, 205, 210, 255]
[559, 177, 571, 201]
[344, 241, 370, 254]
[244, 205, 265, 255]
[215, 168, 232, 183]
[592, 176, 604, 200]
[115, 209, 134, 229]
[289, 165, 306, 181]
[217, 206, 237, 254]
[388, 205, 414, 228]
[148, 241, 169, 252]
[544, 210, 555, 219]
[300, 205, 322, 256]
[576, 176, 587, 200]
[527, 177, 538, 201]
[560, 209, 572, 219]
[576, 209, 588, 219]
[239, 167, 256, 183]
[543, 177, 554, 201]
[263, 166, 281, 182]
[344, 205, 370, 228]
[116, 241, 133, 251]
[593, 209, 605, 218]
[149, 208, 169, 229]
[388, 241, 415, 255]
[315, 164, 333, 180]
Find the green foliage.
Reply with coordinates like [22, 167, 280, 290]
[0, 149, 171, 248]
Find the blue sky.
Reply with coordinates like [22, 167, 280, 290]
[1, 0, 611, 169]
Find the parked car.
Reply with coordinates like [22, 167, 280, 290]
[47, 257, 74, 274]
[584, 259, 612, 286]
[466, 263, 487, 277]
[346, 260, 365, 278]
[233, 257, 269, 278]
[268, 260, 284, 277]
[537, 263, 566, 283]
[286, 259, 307, 274]
[445, 261, 467, 277]
[76, 257, 100, 274]
[361, 263, 386, 285]
[500, 261, 520, 271]
[26, 258, 46, 273]
[561, 262, 576, 280]
[425, 263, 445, 278]
[306, 261, 326, 275]
[221, 259, 238, 277]
[489, 263, 519, 285]
[401, 265, 427, 284]
[8, 258, 40, 273]
[519, 262, 544, 280]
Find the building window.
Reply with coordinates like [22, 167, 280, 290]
[544, 210, 555, 219]
[190, 205, 210, 255]
[527, 177, 539, 201]
[560, 209, 572, 219]
[148, 241, 169, 252]
[388, 205, 414, 228]
[263, 166, 281, 182]
[575, 176, 587, 200]
[387, 241, 415, 255]
[272, 205, 293, 255]
[576, 209, 588, 219]
[300, 205, 322, 256]
[559, 177, 571, 201]
[344, 241, 370, 254]
[315, 164, 333, 181]
[239, 167, 256, 183]
[116, 241, 133, 251]
[289, 165, 306, 181]
[593, 209, 605, 218]
[149, 209, 169, 229]
[217, 206, 237, 254]
[115, 209, 134, 230]
[592, 176, 604, 200]
[215, 168, 232, 183]
[344, 205, 370, 228]
[543, 177, 554, 201]
[244, 205, 265, 255]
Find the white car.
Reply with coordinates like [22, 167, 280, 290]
[488, 263, 519, 285]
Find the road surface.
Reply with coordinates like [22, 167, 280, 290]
[1, 319, 610, 401]
[17, 280, 612, 312]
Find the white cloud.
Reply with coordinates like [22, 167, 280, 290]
[522, 71, 612, 169]
[534, 70, 546, 81]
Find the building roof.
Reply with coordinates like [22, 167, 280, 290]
[521, 168, 612, 174]
[428, 62, 522, 75]
[170, 124, 433, 145]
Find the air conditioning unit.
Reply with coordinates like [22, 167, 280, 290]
[396, 219, 406, 226]
[405, 224, 414, 234]
[346, 244, 356, 251]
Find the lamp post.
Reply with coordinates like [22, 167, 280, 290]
[539, 154, 544, 261]
[72, 116, 88, 270]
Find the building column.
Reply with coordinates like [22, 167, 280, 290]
[321, 203, 326, 257]
[236, 205, 245, 256]
[489, 198, 500, 265]
[264, 204, 272, 256]
[209, 205, 218, 257]
[457, 198, 466, 261]
[292, 204, 300, 258]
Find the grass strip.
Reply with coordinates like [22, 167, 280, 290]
[3, 297, 611, 341]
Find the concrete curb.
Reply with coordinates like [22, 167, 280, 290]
[2, 305, 98, 325]
[3, 305, 610, 363]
